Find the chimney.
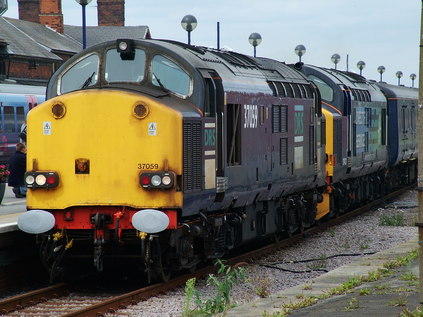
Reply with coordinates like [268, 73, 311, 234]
[18, 0, 64, 34]
[39, 0, 64, 33]
[18, 0, 40, 24]
[97, 0, 125, 26]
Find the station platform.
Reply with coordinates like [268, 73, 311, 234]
[0, 187, 26, 233]
[226, 239, 421, 316]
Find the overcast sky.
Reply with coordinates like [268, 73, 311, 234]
[3, 0, 421, 86]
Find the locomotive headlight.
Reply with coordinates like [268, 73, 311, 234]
[25, 175, 35, 185]
[151, 175, 162, 186]
[162, 175, 171, 186]
[35, 174, 47, 186]
[118, 41, 128, 51]
[139, 171, 175, 190]
[25, 171, 59, 189]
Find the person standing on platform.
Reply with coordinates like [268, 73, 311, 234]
[8, 143, 27, 198]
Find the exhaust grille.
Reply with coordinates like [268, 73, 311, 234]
[183, 120, 203, 192]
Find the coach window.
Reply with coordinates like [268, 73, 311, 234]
[16, 107, 24, 129]
[60, 54, 99, 94]
[105, 49, 145, 83]
[151, 55, 191, 97]
[3, 106, 14, 132]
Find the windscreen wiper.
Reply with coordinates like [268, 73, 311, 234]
[153, 73, 170, 94]
[81, 72, 96, 89]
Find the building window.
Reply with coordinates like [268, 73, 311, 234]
[28, 61, 37, 70]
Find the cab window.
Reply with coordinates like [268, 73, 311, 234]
[105, 49, 146, 83]
[151, 55, 191, 97]
[307, 75, 333, 102]
[60, 54, 99, 94]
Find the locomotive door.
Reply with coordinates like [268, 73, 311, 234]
[200, 69, 226, 196]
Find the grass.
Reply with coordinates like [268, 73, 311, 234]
[388, 296, 408, 307]
[400, 272, 418, 281]
[379, 213, 405, 226]
[359, 288, 371, 296]
[344, 297, 360, 311]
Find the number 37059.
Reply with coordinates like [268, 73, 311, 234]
[138, 163, 159, 170]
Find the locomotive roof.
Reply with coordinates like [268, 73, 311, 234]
[375, 81, 418, 100]
[151, 40, 310, 85]
[301, 64, 386, 102]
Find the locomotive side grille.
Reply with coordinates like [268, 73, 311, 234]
[280, 138, 288, 165]
[272, 105, 288, 133]
[280, 106, 287, 133]
[183, 120, 203, 192]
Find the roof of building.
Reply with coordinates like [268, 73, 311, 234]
[64, 25, 151, 48]
[0, 17, 150, 61]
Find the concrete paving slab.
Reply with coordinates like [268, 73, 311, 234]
[225, 239, 419, 317]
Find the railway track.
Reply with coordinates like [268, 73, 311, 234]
[0, 187, 410, 317]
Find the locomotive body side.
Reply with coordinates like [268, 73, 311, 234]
[376, 82, 418, 188]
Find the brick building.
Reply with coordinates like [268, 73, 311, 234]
[0, 0, 150, 85]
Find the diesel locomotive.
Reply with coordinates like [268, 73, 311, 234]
[17, 39, 417, 282]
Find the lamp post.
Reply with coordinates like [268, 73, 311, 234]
[331, 54, 340, 70]
[357, 61, 366, 76]
[248, 33, 262, 57]
[396, 71, 403, 86]
[377, 66, 385, 82]
[75, 0, 92, 49]
[181, 15, 197, 45]
[410, 73, 417, 88]
[295, 44, 306, 63]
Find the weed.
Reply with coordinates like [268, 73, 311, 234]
[360, 243, 370, 250]
[344, 297, 360, 311]
[182, 259, 245, 316]
[359, 288, 371, 296]
[282, 296, 318, 310]
[388, 296, 408, 307]
[262, 309, 289, 317]
[374, 284, 392, 291]
[303, 283, 313, 290]
[182, 278, 198, 317]
[328, 227, 336, 237]
[400, 307, 423, 317]
[379, 213, 405, 226]
[364, 270, 382, 282]
[251, 276, 271, 298]
[408, 281, 419, 287]
[393, 287, 414, 293]
[400, 272, 418, 281]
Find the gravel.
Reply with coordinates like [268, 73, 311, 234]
[108, 190, 418, 317]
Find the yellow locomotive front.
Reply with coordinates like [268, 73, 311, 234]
[25, 90, 183, 211]
[17, 39, 200, 281]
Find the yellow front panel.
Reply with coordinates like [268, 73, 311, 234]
[322, 108, 334, 177]
[26, 90, 183, 209]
